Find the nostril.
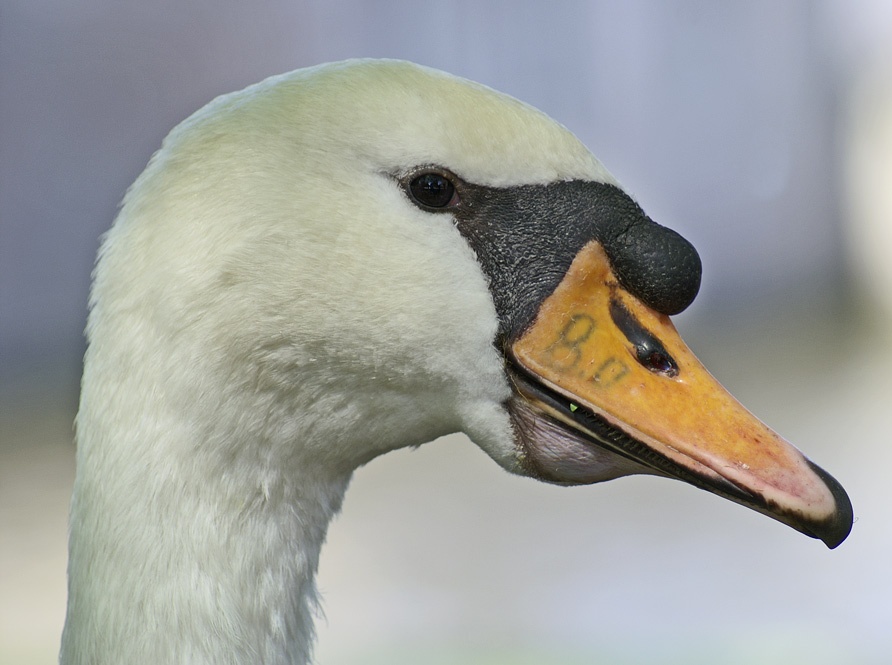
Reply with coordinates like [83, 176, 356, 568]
[609, 298, 679, 377]
[637, 348, 678, 377]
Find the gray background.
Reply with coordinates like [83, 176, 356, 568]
[2, 1, 891, 663]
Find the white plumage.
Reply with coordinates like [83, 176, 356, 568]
[63, 60, 615, 665]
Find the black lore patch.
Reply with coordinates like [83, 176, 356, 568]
[447, 179, 702, 340]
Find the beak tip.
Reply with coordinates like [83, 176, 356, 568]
[807, 461, 854, 549]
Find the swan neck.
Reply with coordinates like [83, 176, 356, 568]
[61, 365, 353, 665]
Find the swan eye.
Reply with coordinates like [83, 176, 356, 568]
[408, 172, 460, 209]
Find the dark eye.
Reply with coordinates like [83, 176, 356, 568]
[408, 172, 459, 209]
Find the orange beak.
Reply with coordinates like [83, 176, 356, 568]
[510, 242, 852, 548]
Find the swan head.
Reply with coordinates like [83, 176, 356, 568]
[85, 59, 851, 552]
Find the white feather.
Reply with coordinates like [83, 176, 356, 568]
[62, 59, 617, 664]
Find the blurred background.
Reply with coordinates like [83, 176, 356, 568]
[2, 1, 890, 663]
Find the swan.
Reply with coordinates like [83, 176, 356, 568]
[61, 59, 853, 665]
